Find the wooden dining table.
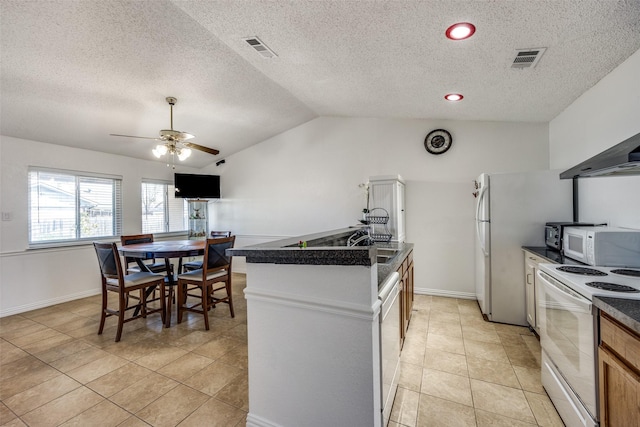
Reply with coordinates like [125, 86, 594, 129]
[118, 239, 205, 328]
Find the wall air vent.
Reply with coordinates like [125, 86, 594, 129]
[511, 47, 547, 69]
[242, 37, 278, 58]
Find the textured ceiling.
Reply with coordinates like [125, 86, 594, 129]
[2, 0, 640, 168]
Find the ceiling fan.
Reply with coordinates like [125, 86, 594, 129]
[110, 97, 220, 163]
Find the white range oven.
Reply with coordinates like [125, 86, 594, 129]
[537, 264, 640, 427]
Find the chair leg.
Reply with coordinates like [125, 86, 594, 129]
[159, 282, 167, 325]
[140, 289, 147, 318]
[177, 282, 184, 324]
[115, 294, 126, 342]
[226, 279, 235, 318]
[98, 288, 107, 335]
[165, 285, 173, 328]
[202, 283, 210, 331]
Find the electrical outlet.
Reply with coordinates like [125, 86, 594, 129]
[2, 212, 12, 221]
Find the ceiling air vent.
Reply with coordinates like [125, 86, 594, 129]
[242, 37, 277, 59]
[511, 47, 546, 69]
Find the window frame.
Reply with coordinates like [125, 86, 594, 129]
[141, 179, 187, 235]
[28, 167, 123, 248]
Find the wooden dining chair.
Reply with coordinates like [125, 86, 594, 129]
[120, 234, 172, 274]
[177, 235, 235, 330]
[182, 231, 232, 272]
[93, 242, 166, 342]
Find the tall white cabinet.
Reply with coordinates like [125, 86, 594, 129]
[187, 200, 208, 240]
[369, 175, 405, 243]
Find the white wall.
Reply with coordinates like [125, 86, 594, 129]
[0, 136, 200, 316]
[549, 48, 640, 229]
[202, 117, 550, 297]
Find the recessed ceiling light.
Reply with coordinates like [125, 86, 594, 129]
[445, 22, 476, 40]
[444, 93, 464, 101]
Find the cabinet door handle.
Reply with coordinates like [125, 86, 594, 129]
[526, 273, 533, 285]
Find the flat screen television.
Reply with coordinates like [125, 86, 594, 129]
[174, 173, 221, 199]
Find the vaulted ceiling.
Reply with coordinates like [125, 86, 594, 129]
[2, 1, 640, 168]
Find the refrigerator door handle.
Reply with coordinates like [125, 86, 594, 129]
[475, 185, 487, 222]
[476, 220, 489, 257]
[475, 185, 489, 256]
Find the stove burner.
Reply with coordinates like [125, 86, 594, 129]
[557, 266, 607, 276]
[611, 269, 640, 278]
[585, 282, 640, 293]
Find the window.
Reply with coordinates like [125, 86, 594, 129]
[141, 181, 187, 233]
[28, 168, 122, 244]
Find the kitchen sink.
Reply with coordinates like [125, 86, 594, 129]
[377, 255, 394, 263]
[376, 248, 400, 264]
[377, 248, 399, 256]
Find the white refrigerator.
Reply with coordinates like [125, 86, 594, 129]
[474, 170, 573, 326]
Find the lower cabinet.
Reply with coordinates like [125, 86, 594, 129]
[598, 312, 640, 427]
[398, 249, 414, 347]
[523, 250, 542, 334]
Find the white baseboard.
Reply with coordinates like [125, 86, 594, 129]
[0, 288, 101, 318]
[414, 287, 476, 300]
[246, 413, 281, 427]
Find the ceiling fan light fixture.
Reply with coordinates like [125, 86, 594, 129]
[445, 22, 476, 40]
[152, 144, 168, 158]
[111, 97, 220, 161]
[177, 147, 192, 161]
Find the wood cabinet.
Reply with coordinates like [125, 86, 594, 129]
[523, 250, 542, 333]
[598, 312, 640, 427]
[397, 249, 414, 347]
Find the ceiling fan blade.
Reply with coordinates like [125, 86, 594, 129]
[110, 133, 162, 141]
[184, 142, 220, 156]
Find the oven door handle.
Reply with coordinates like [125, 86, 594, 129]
[537, 270, 592, 311]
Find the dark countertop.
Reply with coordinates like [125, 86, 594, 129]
[522, 246, 585, 265]
[227, 227, 414, 286]
[228, 228, 373, 266]
[593, 296, 640, 336]
[377, 243, 414, 285]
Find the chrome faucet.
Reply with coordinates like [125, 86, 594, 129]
[347, 229, 372, 247]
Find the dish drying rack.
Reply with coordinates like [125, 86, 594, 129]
[364, 207, 392, 243]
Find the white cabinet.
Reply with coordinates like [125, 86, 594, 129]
[523, 250, 543, 333]
[369, 175, 405, 243]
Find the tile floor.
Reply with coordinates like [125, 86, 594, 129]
[389, 295, 564, 427]
[0, 275, 564, 426]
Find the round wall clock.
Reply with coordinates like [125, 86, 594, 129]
[424, 129, 452, 155]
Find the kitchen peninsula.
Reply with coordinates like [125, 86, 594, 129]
[228, 228, 413, 427]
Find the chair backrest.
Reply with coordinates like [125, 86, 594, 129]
[210, 231, 232, 238]
[120, 234, 155, 266]
[203, 236, 235, 276]
[93, 242, 124, 282]
[120, 234, 154, 245]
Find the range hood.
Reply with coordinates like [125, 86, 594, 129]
[560, 131, 640, 179]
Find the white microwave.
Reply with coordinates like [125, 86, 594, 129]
[563, 226, 640, 267]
